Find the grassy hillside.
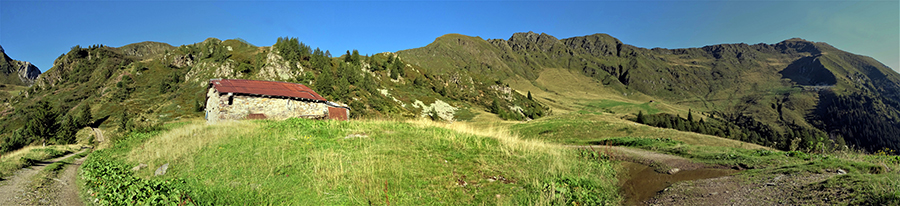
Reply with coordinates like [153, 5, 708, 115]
[399, 32, 900, 154]
[75, 112, 900, 205]
[81, 118, 619, 205]
[0, 37, 549, 154]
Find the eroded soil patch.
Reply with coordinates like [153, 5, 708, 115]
[620, 162, 736, 205]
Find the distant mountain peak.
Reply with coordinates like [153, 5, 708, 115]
[0, 46, 41, 86]
[782, 37, 810, 43]
[509, 31, 558, 42]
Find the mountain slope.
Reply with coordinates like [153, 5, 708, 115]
[0, 37, 548, 153]
[399, 32, 900, 153]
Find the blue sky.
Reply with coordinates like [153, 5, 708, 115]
[1, 1, 897, 72]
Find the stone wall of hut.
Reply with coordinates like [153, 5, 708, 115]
[206, 87, 327, 122]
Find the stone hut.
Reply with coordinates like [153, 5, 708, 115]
[206, 79, 350, 122]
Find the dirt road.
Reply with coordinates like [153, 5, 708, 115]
[0, 150, 87, 206]
[92, 128, 104, 143]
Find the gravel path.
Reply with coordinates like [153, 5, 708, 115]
[0, 150, 87, 205]
[53, 155, 87, 206]
[647, 173, 837, 206]
[92, 128, 105, 143]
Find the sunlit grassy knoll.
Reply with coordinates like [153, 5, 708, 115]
[0, 83, 27, 98]
[505, 68, 687, 116]
[94, 118, 621, 205]
[510, 113, 768, 150]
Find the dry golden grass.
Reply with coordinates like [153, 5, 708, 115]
[408, 118, 563, 157]
[126, 120, 258, 167]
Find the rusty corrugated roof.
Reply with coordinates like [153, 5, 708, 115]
[210, 79, 326, 102]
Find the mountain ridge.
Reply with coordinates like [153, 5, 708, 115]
[399, 31, 900, 152]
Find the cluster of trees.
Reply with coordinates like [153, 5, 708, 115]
[275, 37, 312, 63]
[815, 91, 900, 154]
[0, 101, 92, 153]
[178, 40, 231, 63]
[367, 54, 405, 80]
[635, 110, 845, 152]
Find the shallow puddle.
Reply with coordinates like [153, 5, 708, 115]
[619, 162, 736, 205]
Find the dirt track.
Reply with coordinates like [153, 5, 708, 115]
[92, 128, 105, 143]
[0, 150, 87, 206]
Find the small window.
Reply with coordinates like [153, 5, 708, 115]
[228, 96, 233, 105]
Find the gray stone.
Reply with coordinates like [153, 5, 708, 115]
[667, 168, 681, 174]
[344, 133, 368, 139]
[154, 163, 169, 176]
[837, 169, 847, 174]
[131, 163, 148, 171]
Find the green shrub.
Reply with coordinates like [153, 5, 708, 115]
[81, 150, 198, 205]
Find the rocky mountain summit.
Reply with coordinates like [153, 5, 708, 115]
[0, 45, 41, 86]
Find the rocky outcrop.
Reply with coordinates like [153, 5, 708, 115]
[172, 54, 194, 68]
[15, 61, 40, 86]
[257, 47, 299, 80]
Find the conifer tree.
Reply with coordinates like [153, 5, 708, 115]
[636, 111, 645, 124]
[25, 101, 58, 146]
[78, 103, 92, 127]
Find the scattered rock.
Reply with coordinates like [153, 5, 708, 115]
[154, 163, 169, 176]
[773, 174, 785, 181]
[667, 168, 681, 174]
[837, 169, 847, 174]
[131, 163, 148, 171]
[456, 179, 468, 187]
[343, 133, 368, 139]
[486, 175, 509, 183]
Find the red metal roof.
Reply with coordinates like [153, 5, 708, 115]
[209, 79, 326, 102]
